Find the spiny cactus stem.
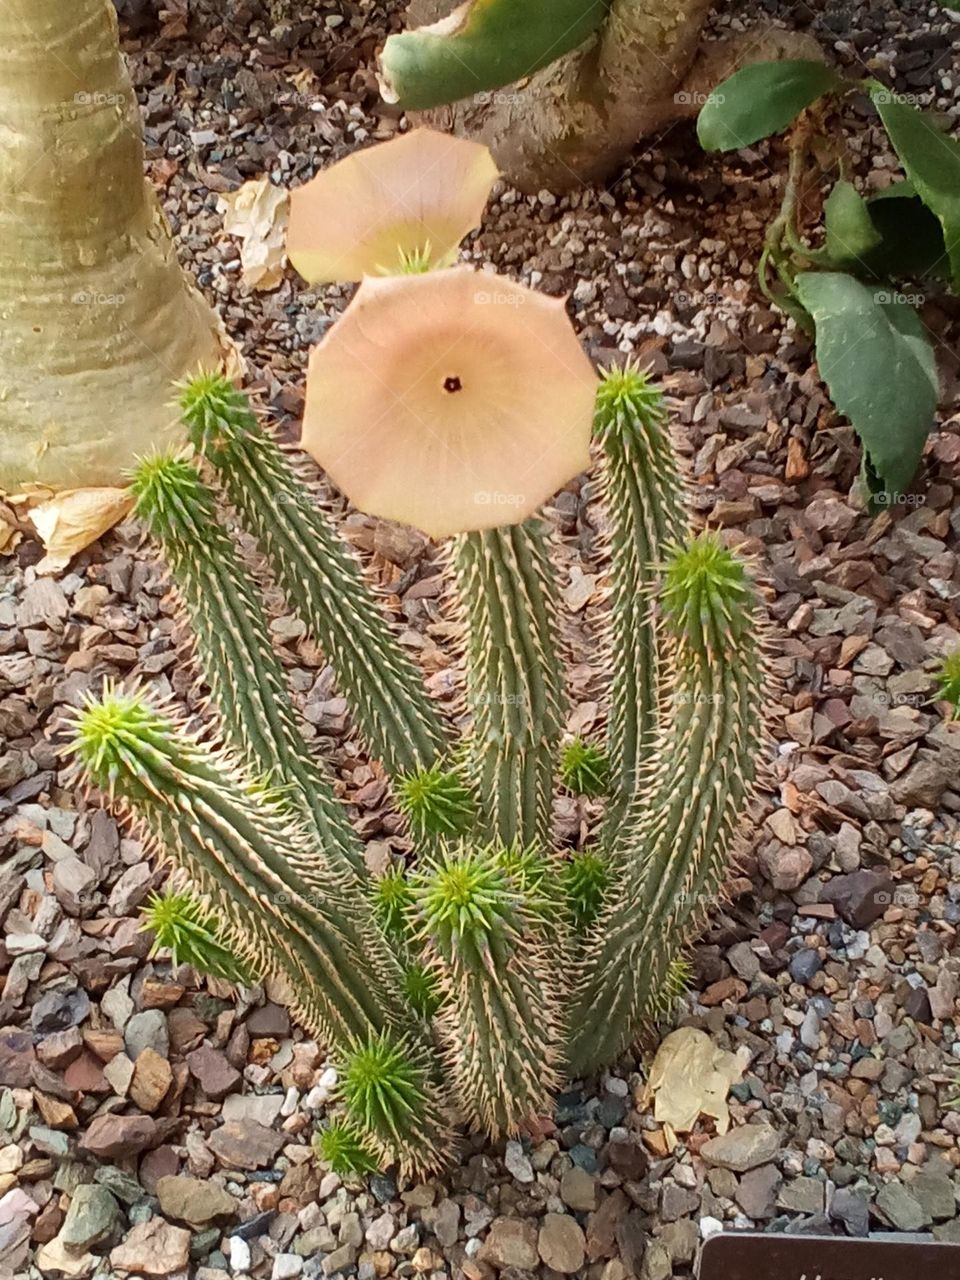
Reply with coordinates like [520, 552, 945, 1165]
[454, 522, 566, 850]
[192, 402, 447, 780]
[567, 636, 764, 1074]
[71, 691, 410, 1048]
[595, 366, 688, 830]
[566, 536, 765, 1075]
[131, 453, 368, 887]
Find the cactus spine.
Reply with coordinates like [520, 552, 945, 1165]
[70, 371, 768, 1178]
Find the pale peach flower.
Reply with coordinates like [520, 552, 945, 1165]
[301, 266, 597, 538]
[287, 128, 498, 284]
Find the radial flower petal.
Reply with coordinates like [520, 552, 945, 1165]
[287, 128, 499, 284]
[301, 267, 597, 538]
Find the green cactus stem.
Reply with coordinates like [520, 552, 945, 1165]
[594, 365, 688, 830]
[131, 453, 367, 886]
[379, 0, 611, 112]
[179, 374, 447, 782]
[566, 534, 766, 1074]
[69, 686, 408, 1047]
[560, 849, 610, 935]
[453, 521, 566, 850]
[414, 846, 564, 1136]
[936, 649, 960, 718]
[341, 1030, 455, 1177]
[373, 864, 415, 942]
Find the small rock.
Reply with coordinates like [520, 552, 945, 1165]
[157, 1175, 238, 1226]
[561, 1165, 599, 1212]
[538, 1214, 586, 1274]
[820, 870, 894, 928]
[0, 1027, 35, 1086]
[875, 1181, 928, 1232]
[129, 1048, 173, 1112]
[207, 1120, 285, 1171]
[30, 987, 91, 1035]
[504, 1139, 534, 1184]
[479, 1217, 539, 1270]
[186, 1045, 241, 1101]
[61, 1185, 120, 1251]
[80, 1114, 158, 1159]
[830, 1188, 870, 1236]
[701, 1125, 780, 1172]
[735, 1165, 782, 1219]
[124, 1010, 169, 1060]
[110, 1217, 191, 1276]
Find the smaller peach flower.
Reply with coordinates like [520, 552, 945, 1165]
[287, 128, 499, 285]
[301, 266, 597, 538]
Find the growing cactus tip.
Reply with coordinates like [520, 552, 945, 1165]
[70, 686, 170, 788]
[662, 533, 755, 643]
[595, 363, 667, 436]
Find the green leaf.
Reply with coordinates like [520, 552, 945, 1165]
[697, 60, 843, 152]
[795, 272, 938, 496]
[821, 180, 882, 268]
[869, 87, 960, 286]
[864, 185, 948, 280]
[380, 0, 609, 111]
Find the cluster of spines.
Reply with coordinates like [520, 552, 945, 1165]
[178, 374, 447, 783]
[452, 521, 566, 851]
[143, 887, 250, 984]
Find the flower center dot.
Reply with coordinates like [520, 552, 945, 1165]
[443, 376, 463, 394]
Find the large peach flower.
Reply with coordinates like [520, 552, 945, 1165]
[287, 128, 498, 284]
[301, 267, 597, 538]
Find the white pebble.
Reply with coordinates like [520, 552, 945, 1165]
[271, 1254, 303, 1280]
[228, 1236, 251, 1274]
[700, 1216, 724, 1240]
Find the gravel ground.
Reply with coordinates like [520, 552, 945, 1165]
[3, 0, 960, 1276]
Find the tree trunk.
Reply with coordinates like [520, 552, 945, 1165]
[399, 0, 821, 193]
[0, 0, 222, 491]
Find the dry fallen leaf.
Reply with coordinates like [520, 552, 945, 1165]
[0, 501, 21, 555]
[645, 1026, 747, 1137]
[29, 488, 134, 574]
[219, 178, 289, 291]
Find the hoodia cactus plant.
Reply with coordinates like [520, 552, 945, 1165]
[68, 132, 768, 1178]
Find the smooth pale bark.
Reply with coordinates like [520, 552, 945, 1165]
[0, 0, 221, 490]
[402, 0, 820, 192]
